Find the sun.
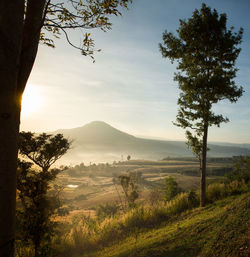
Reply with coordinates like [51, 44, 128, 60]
[21, 85, 43, 117]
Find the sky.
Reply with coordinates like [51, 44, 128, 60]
[21, 0, 250, 143]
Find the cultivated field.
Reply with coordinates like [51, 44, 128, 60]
[55, 158, 233, 216]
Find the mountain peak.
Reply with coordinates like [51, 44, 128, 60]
[84, 121, 112, 128]
[56, 121, 136, 145]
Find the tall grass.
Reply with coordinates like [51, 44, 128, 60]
[17, 179, 248, 257]
[206, 180, 249, 203]
[53, 190, 200, 256]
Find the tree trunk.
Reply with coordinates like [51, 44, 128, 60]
[200, 123, 208, 207]
[0, 1, 24, 256]
[0, 97, 20, 257]
[0, 1, 46, 255]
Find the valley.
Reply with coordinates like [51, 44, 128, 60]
[56, 158, 233, 216]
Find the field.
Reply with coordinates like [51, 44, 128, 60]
[55, 158, 233, 215]
[16, 156, 250, 257]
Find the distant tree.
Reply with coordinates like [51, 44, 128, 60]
[226, 155, 250, 183]
[118, 172, 139, 208]
[16, 132, 70, 256]
[127, 155, 131, 161]
[0, 1, 131, 255]
[164, 177, 180, 201]
[159, 4, 244, 206]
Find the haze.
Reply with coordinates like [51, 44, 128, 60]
[20, 0, 250, 144]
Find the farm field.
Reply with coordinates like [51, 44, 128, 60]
[55, 158, 232, 215]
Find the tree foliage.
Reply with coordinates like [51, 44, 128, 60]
[159, 4, 243, 206]
[40, 0, 132, 60]
[19, 132, 70, 172]
[164, 177, 180, 201]
[16, 132, 70, 256]
[0, 1, 131, 256]
[227, 156, 250, 183]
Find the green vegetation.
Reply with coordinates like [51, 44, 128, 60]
[15, 154, 249, 257]
[82, 193, 249, 257]
[0, 1, 132, 255]
[160, 3, 243, 206]
[163, 177, 181, 201]
[16, 132, 70, 257]
[50, 178, 248, 257]
[227, 155, 250, 183]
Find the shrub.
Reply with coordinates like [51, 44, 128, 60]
[164, 177, 181, 201]
[187, 190, 199, 208]
[226, 155, 250, 183]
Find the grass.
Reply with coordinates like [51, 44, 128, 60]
[17, 177, 249, 257]
[80, 193, 250, 257]
[51, 178, 249, 257]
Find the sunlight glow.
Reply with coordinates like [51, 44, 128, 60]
[21, 85, 43, 117]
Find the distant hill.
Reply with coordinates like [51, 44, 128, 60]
[54, 121, 250, 164]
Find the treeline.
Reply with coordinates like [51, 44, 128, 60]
[178, 167, 233, 177]
[64, 162, 128, 177]
[162, 157, 235, 163]
[64, 161, 233, 178]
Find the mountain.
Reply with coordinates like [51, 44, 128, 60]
[54, 121, 250, 164]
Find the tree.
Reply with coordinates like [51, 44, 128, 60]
[16, 132, 70, 256]
[118, 172, 139, 208]
[227, 155, 250, 183]
[0, 1, 131, 256]
[159, 4, 243, 206]
[164, 177, 180, 201]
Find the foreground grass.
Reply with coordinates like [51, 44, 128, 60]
[82, 193, 250, 257]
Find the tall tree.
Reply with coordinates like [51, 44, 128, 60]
[17, 132, 70, 256]
[159, 4, 243, 207]
[0, 1, 131, 256]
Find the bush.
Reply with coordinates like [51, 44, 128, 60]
[226, 155, 250, 183]
[187, 190, 199, 208]
[164, 177, 181, 201]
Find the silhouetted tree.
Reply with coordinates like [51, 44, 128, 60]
[127, 155, 131, 161]
[159, 4, 243, 206]
[0, 1, 131, 256]
[16, 132, 70, 256]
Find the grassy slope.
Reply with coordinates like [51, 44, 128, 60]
[83, 193, 250, 257]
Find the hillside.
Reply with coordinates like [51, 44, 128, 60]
[83, 193, 250, 257]
[55, 121, 250, 164]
